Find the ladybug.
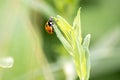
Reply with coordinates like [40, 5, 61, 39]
[45, 18, 54, 34]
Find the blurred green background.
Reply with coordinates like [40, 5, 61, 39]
[0, 0, 120, 80]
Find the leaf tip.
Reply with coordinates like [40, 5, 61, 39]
[86, 34, 91, 39]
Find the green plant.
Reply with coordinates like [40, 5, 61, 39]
[52, 8, 91, 80]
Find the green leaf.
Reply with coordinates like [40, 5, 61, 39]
[83, 34, 91, 49]
[53, 8, 91, 80]
[55, 15, 73, 44]
[53, 16, 74, 56]
[82, 34, 91, 80]
[73, 8, 82, 44]
[53, 24, 73, 56]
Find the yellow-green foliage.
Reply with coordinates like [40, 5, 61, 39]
[53, 8, 91, 80]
